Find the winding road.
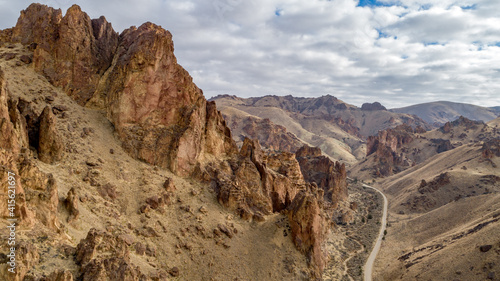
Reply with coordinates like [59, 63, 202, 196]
[362, 184, 388, 281]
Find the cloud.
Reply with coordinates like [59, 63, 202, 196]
[1, 0, 500, 108]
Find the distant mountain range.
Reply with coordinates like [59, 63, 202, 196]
[391, 101, 499, 125]
[491, 106, 500, 115]
[210, 95, 430, 165]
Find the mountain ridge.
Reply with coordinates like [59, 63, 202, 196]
[391, 100, 499, 126]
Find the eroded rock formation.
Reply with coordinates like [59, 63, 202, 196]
[38, 106, 63, 164]
[234, 116, 305, 152]
[211, 138, 304, 219]
[76, 228, 148, 281]
[5, 3, 236, 176]
[11, 4, 118, 105]
[287, 187, 331, 279]
[0, 5, 351, 279]
[295, 145, 347, 207]
[366, 124, 417, 177]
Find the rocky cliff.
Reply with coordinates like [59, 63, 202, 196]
[205, 139, 336, 277]
[6, 3, 236, 176]
[295, 145, 347, 207]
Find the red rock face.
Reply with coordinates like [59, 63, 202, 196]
[367, 124, 415, 156]
[366, 124, 416, 177]
[92, 22, 236, 175]
[212, 138, 303, 219]
[237, 117, 305, 152]
[287, 187, 331, 278]
[295, 145, 347, 207]
[38, 106, 63, 164]
[11, 4, 119, 105]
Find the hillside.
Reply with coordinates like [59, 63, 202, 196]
[391, 101, 498, 126]
[211, 95, 430, 165]
[372, 129, 500, 280]
[351, 116, 494, 179]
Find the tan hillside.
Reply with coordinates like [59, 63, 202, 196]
[371, 131, 500, 280]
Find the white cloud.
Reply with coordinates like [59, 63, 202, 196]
[1, 0, 500, 108]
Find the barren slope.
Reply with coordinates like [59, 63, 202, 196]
[0, 42, 314, 281]
[371, 133, 500, 280]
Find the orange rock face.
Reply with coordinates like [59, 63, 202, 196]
[213, 138, 303, 219]
[38, 106, 63, 164]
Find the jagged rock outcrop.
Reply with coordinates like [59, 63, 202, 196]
[367, 124, 415, 156]
[209, 140, 337, 277]
[11, 3, 119, 105]
[0, 69, 32, 226]
[0, 241, 40, 281]
[287, 187, 331, 279]
[91, 22, 237, 175]
[361, 101, 387, 111]
[440, 116, 485, 134]
[38, 106, 63, 164]
[481, 139, 500, 159]
[366, 124, 416, 177]
[64, 187, 79, 223]
[6, 4, 236, 176]
[295, 145, 347, 207]
[76, 228, 149, 281]
[0, 69, 61, 232]
[212, 138, 303, 219]
[418, 172, 451, 194]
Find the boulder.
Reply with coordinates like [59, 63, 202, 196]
[64, 187, 79, 223]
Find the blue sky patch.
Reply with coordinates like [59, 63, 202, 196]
[357, 0, 395, 7]
[461, 4, 477, 10]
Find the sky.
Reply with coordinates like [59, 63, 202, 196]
[1, 0, 500, 108]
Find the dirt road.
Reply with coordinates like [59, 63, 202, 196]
[362, 184, 388, 281]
